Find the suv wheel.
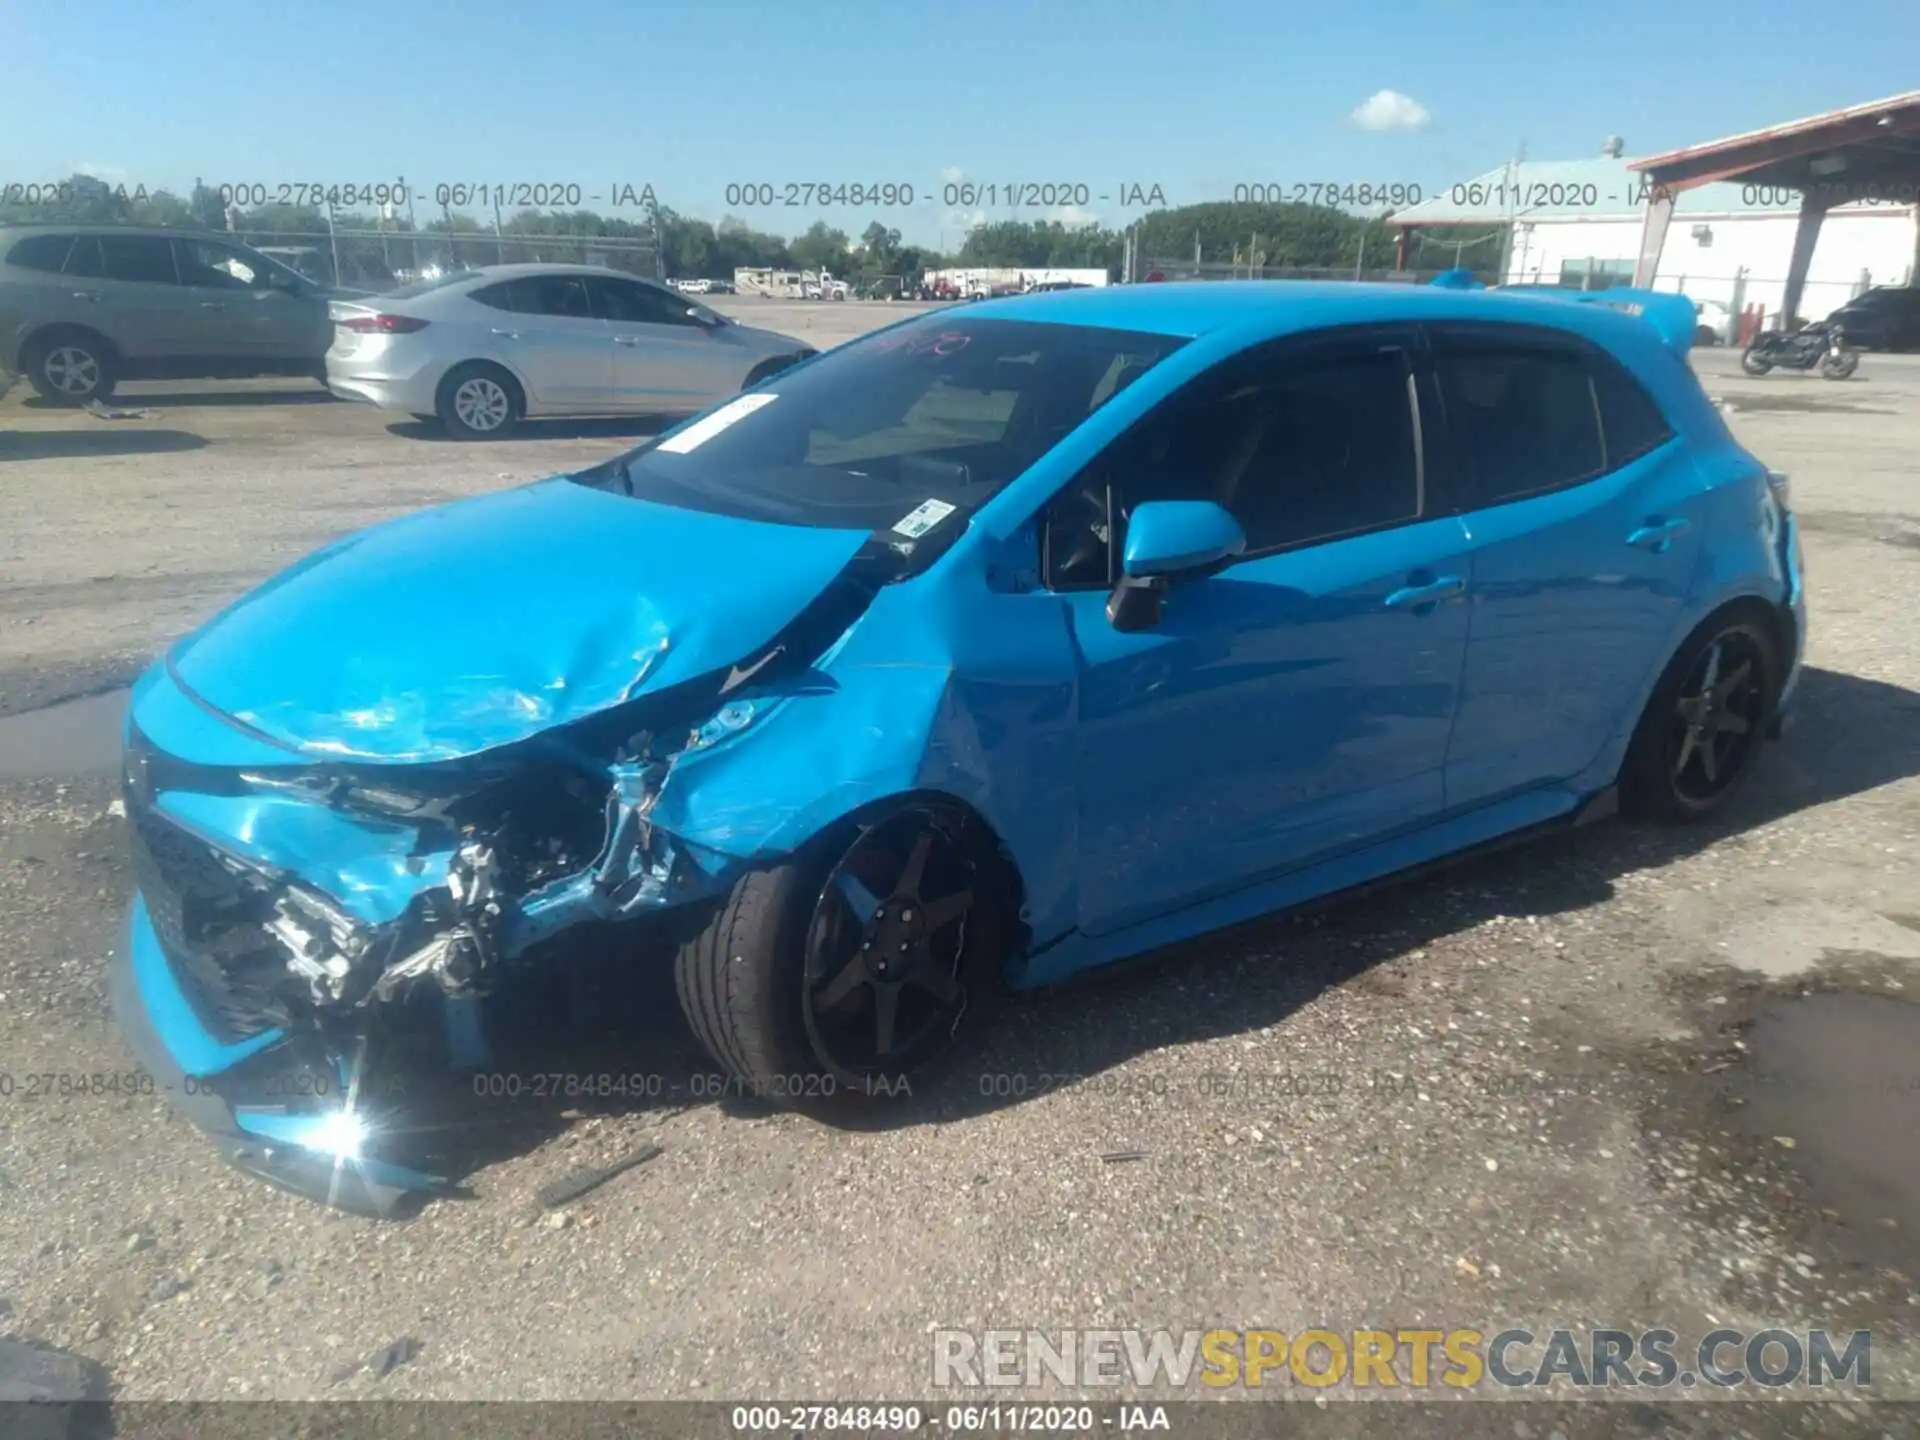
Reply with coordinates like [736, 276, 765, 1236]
[26, 331, 115, 405]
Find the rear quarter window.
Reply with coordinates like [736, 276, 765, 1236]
[1589, 354, 1674, 466]
[5, 234, 73, 272]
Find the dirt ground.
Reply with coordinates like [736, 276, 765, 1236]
[1, 305, 1917, 1433]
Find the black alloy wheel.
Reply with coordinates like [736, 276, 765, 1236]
[1623, 612, 1779, 824]
[801, 809, 981, 1079]
[1667, 628, 1768, 806]
[674, 800, 1006, 1109]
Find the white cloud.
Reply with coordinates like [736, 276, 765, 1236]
[1350, 90, 1431, 133]
[941, 206, 986, 236]
[72, 161, 130, 183]
[1046, 203, 1102, 229]
[940, 165, 966, 184]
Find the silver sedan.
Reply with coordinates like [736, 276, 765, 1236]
[325, 264, 815, 439]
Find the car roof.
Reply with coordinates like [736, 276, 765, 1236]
[961, 280, 1686, 352]
[447, 263, 665, 283]
[0, 223, 229, 240]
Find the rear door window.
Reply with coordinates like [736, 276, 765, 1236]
[1430, 333, 1605, 506]
[62, 236, 106, 278]
[97, 234, 179, 285]
[507, 274, 594, 318]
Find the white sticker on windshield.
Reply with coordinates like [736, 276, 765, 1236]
[892, 498, 957, 539]
[655, 392, 778, 454]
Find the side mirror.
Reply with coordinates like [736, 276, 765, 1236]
[1106, 500, 1246, 633]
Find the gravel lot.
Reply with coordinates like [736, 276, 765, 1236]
[1, 302, 1917, 1430]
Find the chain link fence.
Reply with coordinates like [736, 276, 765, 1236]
[230, 227, 663, 291]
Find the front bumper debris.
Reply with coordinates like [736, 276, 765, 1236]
[112, 896, 455, 1216]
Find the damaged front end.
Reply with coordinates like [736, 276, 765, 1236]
[115, 687, 751, 1213]
[111, 499, 907, 1213]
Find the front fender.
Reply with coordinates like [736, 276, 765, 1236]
[648, 574, 1083, 951]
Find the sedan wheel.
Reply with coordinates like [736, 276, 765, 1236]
[675, 802, 1005, 1109]
[1621, 612, 1779, 824]
[436, 363, 521, 440]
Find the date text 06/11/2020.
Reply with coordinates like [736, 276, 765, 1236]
[201, 181, 660, 210]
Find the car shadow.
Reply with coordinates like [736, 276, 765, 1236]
[21, 387, 330, 409]
[385, 415, 677, 443]
[0, 428, 208, 461]
[378, 665, 1920, 1194]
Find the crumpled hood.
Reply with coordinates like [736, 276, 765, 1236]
[168, 478, 871, 762]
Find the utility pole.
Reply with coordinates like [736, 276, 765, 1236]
[326, 197, 342, 290]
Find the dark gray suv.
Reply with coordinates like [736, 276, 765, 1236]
[0, 226, 334, 404]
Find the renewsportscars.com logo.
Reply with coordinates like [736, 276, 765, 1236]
[931, 1327, 1872, 1393]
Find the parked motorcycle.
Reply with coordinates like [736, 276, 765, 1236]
[1741, 320, 1859, 379]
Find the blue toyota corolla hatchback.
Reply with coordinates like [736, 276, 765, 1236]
[115, 281, 1804, 1210]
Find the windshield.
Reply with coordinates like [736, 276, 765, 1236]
[573, 314, 1185, 538]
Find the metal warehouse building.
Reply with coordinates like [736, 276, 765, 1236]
[1392, 137, 1919, 324]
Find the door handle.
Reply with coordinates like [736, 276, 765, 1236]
[490, 328, 520, 339]
[71, 290, 101, 302]
[1384, 574, 1466, 611]
[1627, 516, 1691, 552]
[613, 335, 642, 346]
[199, 301, 227, 310]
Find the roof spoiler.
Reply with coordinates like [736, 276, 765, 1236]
[1499, 286, 1699, 356]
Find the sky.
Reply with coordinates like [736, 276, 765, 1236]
[2, 0, 1918, 249]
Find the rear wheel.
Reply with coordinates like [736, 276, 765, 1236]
[674, 800, 1007, 1112]
[1620, 609, 1780, 824]
[436, 362, 522, 439]
[25, 330, 115, 405]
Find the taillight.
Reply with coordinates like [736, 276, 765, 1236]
[337, 313, 429, 334]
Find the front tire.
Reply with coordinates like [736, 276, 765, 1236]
[1740, 347, 1773, 376]
[1620, 609, 1780, 824]
[435, 362, 522, 439]
[1820, 349, 1859, 380]
[674, 801, 1006, 1111]
[25, 330, 116, 405]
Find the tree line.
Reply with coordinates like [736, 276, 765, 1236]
[1, 172, 1497, 285]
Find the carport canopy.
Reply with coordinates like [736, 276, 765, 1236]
[1628, 91, 1920, 323]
